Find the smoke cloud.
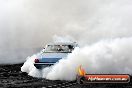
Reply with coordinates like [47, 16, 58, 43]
[0, 0, 132, 63]
[21, 37, 132, 80]
[1, 0, 132, 80]
[1, 0, 132, 63]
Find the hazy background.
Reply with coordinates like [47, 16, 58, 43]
[0, 0, 132, 64]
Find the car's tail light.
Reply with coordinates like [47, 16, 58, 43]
[34, 59, 39, 63]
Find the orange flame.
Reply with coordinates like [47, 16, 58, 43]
[78, 65, 86, 76]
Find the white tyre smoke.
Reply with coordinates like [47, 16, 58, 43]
[21, 37, 132, 80]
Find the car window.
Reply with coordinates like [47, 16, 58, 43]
[44, 45, 74, 53]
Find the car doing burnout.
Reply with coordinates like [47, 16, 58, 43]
[34, 42, 78, 69]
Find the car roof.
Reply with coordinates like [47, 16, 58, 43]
[47, 42, 77, 46]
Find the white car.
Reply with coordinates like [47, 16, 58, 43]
[34, 42, 78, 69]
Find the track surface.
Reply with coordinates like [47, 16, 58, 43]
[0, 63, 132, 88]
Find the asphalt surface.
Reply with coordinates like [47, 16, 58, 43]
[0, 63, 132, 88]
